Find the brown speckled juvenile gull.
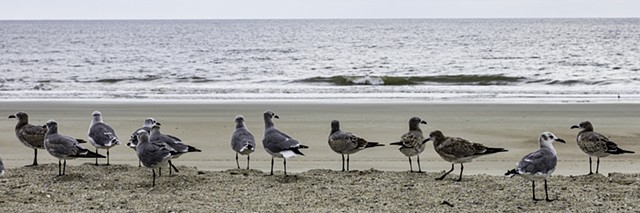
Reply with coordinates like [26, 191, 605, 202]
[426, 130, 508, 181]
[571, 121, 635, 175]
[44, 120, 105, 176]
[328, 120, 384, 172]
[389, 117, 427, 173]
[231, 115, 256, 169]
[262, 110, 309, 176]
[9, 112, 46, 166]
[87, 111, 120, 165]
[506, 132, 565, 202]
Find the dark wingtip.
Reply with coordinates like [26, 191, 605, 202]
[505, 169, 518, 176]
[389, 142, 403, 146]
[291, 148, 305, 156]
[77, 150, 106, 158]
[76, 139, 87, 144]
[365, 142, 385, 148]
[187, 145, 202, 152]
[298, 144, 309, 149]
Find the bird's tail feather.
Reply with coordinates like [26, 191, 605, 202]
[505, 169, 518, 177]
[73, 150, 106, 158]
[365, 142, 384, 148]
[187, 145, 202, 152]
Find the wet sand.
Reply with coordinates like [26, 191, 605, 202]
[1, 101, 639, 211]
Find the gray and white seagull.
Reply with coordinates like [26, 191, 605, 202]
[231, 115, 256, 169]
[44, 120, 105, 176]
[262, 110, 309, 176]
[8, 112, 46, 166]
[389, 117, 428, 173]
[506, 132, 565, 202]
[127, 118, 158, 167]
[136, 129, 177, 187]
[571, 121, 635, 175]
[87, 111, 120, 165]
[328, 120, 383, 172]
[149, 123, 201, 175]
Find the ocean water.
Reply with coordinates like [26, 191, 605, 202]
[1, 19, 639, 102]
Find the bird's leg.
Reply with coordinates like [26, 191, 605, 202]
[408, 157, 413, 172]
[270, 157, 274, 175]
[169, 160, 179, 174]
[436, 164, 455, 180]
[588, 157, 593, 175]
[532, 181, 539, 201]
[63, 160, 66, 175]
[456, 163, 464, 181]
[595, 157, 600, 174]
[138, 160, 141, 168]
[106, 149, 110, 166]
[58, 159, 62, 176]
[236, 153, 240, 169]
[152, 169, 156, 187]
[416, 155, 424, 173]
[283, 158, 287, 176]
[544, 179, 555, 202]
[95, 149, 99, 166]
[341, 154, 345, 172]
[346, 155, 350, 172]
[246, 154, 250, 170]
[29, 149, 38, 166]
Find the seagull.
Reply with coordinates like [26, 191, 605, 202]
[389, 117, 428, 173]
[149, 123, 201, 175]
[262, 110, 309, 176]
[426, 130, 508, 181]
[127, 118, 158, 167]
[87, 111, 120, 165]
[231, 115, 255, 169]
[571, 121, 635, 175]
[506, 132, 565, 202]
[328, 120, 384, 171]
[44, 120, 105, 176]
[136, 130, 177, 187]
[127, 118, 158, 150]
[8, 112, 46, 166]
[0, 157, 4, 176]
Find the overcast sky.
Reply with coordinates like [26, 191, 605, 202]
[1, 0, 639, 20]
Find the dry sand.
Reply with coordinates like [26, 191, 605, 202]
[1, 101, 639, 211]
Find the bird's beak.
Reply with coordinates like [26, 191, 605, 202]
[555, 138, 566, 143]
[570, 125, 580, 129]
[155, 122, 162, 126]
[8, 115, 16, 119]
[274, 115, 280, 119]
[422, 137, 431, 143]
[420, 121, 427, 124]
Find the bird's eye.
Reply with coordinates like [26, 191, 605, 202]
[549, 135, 554, 139]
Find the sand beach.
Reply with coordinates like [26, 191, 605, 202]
[1, 101, 639, 211]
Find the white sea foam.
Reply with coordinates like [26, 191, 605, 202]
[1, 19, 639, 103]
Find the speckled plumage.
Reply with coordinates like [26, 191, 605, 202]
[328, 120, 383, 171]
[9, 112, 46, 166]
[389, 117, 428, 172]
[427, 130, 507, 181]
[571, 121, 635, 174]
